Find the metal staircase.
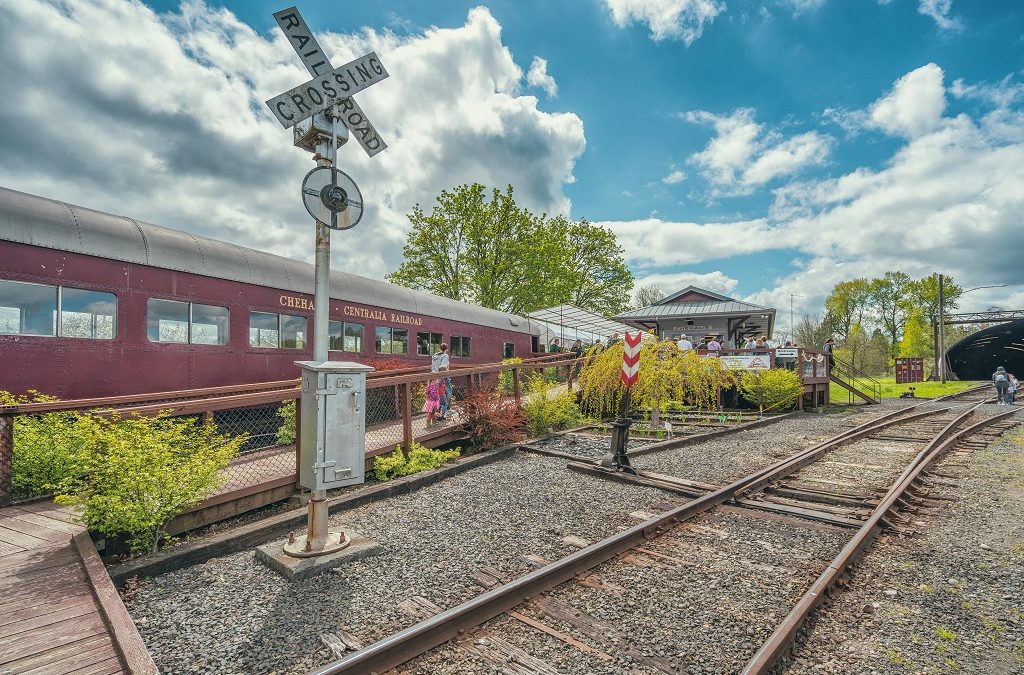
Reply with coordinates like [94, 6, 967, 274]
[829, 357, 882, 404]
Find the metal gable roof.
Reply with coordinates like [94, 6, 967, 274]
[0, 186, 536, 335]
[614, 299, 774, 320]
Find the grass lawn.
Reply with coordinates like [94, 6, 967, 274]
[830, 377, 983, 404]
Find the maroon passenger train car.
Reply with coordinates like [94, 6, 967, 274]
[0, 187, 540, 399]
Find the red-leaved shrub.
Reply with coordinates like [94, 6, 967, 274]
[459, 390, 527, 452]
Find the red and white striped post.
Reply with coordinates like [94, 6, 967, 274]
[602, 331, 642, 474]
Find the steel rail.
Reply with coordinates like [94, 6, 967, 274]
[308, 404, 951, 675]
[741, 405, 1019, 674]
[931, 383, 995, 403]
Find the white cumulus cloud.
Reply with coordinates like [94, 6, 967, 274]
[684, 108, 831, 194]
[868, 63, 947, 138]
[603, 0, 726, 44]
[0, 1, 586, 280]
[527, 56, 558, 97]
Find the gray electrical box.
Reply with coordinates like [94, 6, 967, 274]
[295, 361, 374, 491]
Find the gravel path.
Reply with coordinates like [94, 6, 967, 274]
[126, 452, 678, 674]
[785, 410, 1024, 674]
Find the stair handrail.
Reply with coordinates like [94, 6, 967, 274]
[831, 356, 882, 403]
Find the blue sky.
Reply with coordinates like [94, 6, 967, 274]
[0, 0, 1022, 331]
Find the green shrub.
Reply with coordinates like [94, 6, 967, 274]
[738, 369, 803, 412]
[276, 399, 296, 446]
[497, 357, 523, 395]
[1, 390, 98, 500]
[522, 375, 584, 437]
[54, 413, 245, 553]
[373, 442, 460, 481]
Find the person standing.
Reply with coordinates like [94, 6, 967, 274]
[993, 366, 1010, 405]
[706, 336, 722, 351]
[432, 343, 452, 418]
[1008, 373, 1018, 404]
[676, 334, 693, 351]
[569, 339, 584, 382]
[823, 337, 835, 369]
[549, 338, 562, 353]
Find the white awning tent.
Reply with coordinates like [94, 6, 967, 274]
[527, 305, 653, 349]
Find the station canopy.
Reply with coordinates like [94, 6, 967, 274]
[527, 304, 650, 347]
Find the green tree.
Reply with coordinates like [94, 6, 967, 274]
[868, 271, 914, 357]
[899, 308, 933, 360]
[553, 217, 633, 315]
[824, 278, 871, 340]
[912, 273, 963, 328]
[389, 184, 557, 313]
[388, 184, 633, 316]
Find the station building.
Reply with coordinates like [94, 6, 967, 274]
[613, 286, 777, 346]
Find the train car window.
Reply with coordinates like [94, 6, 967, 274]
[0, 279, 57, 336]
[344, 322, 363, 352]
[61, 287, 116, 339]
[392, 328, 408, 354]
[503, 342, 515, 359]
[329, 321, 363, 352]
[250, 311, 280, 348]
[147, 299, 189, 343]
[328, 320, 344, 350]
[416, 331, 442, 356]
[451, 335, 471, 358]
[190, 303, 229, 346]
[375, 326, 390, 353]
[376, 326, 409, 354]
[280, 313, 307, 349]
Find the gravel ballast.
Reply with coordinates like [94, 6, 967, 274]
[785, 411, 1024, 674]
[126, 451, 675, 674]
[124, 399, 970, 674]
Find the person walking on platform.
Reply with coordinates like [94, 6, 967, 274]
[993, 366, 1010, 404]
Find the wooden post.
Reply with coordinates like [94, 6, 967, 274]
[512, 368, 521, 403]
[0, 413, 12, 505]
[402, 382, 413, 459]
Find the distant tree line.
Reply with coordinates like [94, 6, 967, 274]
[797, 272, 978, 376]
[388, 184, 634, 316]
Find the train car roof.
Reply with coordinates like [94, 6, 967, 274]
[0, 186, 537, 335]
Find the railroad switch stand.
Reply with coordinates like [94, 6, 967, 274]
[601, 389, 637, 474]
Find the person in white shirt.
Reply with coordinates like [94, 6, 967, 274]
[706, 337, 721, 351]
[676, 334, 693, 351]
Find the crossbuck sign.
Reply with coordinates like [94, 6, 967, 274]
[266, 7, 389, 157]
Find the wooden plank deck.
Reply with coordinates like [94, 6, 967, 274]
[0, 502, 156, 674]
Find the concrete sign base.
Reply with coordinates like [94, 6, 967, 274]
[255, 528, 380, 581]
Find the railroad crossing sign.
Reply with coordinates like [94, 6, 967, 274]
[266, 7, 389, 157]
[620, 332, 642, 387]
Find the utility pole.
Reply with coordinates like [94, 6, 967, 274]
[938, 274, 946, 384]
[790, 294, 804, 343]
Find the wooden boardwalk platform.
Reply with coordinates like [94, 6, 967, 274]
[0, 501, 156, 674]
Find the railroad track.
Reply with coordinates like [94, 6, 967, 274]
[309, 402, 1018, 674]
